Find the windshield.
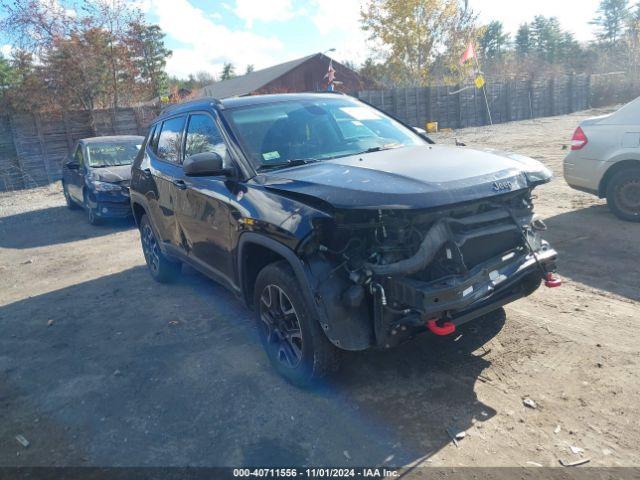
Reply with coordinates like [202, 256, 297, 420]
[86, 142, 142, 167]
[225, 97, 425, 168]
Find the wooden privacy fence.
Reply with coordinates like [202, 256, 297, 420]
[0, 106, 158, 192]
[356, 74, 591, 130]
[1, 72, 635, 193]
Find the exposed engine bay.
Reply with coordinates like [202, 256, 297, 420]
[301, 188, 558, 350]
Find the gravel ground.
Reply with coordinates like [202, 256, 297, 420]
[0, 107, 639, 467]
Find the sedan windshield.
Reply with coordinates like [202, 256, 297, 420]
[225, 97, 426, 168]
[87, 142, 141, 168]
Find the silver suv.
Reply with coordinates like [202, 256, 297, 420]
[564, 98, 640, 222]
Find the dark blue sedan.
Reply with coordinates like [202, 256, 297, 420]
[61, 135, 144, 224]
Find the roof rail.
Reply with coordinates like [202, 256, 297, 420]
[159, 96, 223, 116]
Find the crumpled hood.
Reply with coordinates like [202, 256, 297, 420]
[259, 144, 551, 210]
[88, 165, 132, 183]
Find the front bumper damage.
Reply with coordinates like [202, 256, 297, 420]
[372, 245, 557, 347]
[86, 187, 133, 218]
[305, 190, 560, 351]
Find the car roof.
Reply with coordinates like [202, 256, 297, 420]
[156, 92, 355, 121]
[80, 135, 145, 145]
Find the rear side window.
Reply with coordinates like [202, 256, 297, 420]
[184, 114, 228, 163]
[156, 116, 186, 163]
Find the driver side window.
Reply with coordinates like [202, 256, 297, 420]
[184, 113, 230, 167]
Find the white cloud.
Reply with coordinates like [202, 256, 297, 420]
[233, 0, 297, 28]
[1, 44, 13, 58]
[146, 0, 285, 78]
[310, 0, 369, 66]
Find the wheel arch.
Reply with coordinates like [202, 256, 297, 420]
[238, 233, 309, 308]
[599, 159, 640, 197]
[237, 233, 374, 351]
[131, 201, 147, 228]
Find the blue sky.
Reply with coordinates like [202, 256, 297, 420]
[2, 0, 603, 79]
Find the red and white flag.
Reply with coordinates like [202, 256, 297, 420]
[324, 60, 336, 84]
[460, 42, 476, 65]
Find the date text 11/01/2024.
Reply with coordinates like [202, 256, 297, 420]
[232, 468, 399, 478]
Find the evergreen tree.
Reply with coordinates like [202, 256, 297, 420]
[515, 23, 532, 57]
[480, 21, 510, 61]
[221, 62, 236, 80]
[592, 0, 630, 46]
[127, 22, 172, 99]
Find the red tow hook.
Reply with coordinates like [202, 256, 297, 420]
[426, 319, 456, 336]
[544, 272, 562, 288]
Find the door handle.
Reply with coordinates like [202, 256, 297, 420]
[172, 179, 187, 190]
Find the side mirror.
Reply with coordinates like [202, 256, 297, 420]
[183, 151, 231, 177]
[65, 161, 79, 170]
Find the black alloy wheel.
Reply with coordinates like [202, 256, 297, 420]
[258, 284, 304, 369]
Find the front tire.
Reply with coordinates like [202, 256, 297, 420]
[63, 183, 79, 210]
[139, 214, 181, 283]
[606, 167, 640, 222]
[84, 191, 101, 225]
[254, 261, 340, 387]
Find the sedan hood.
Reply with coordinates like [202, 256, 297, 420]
[89, 164, 132, 183]
[259, 144, 551, 210]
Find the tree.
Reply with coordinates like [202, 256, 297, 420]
[480, 21, 509, 62]
[245, 64, 255, 74]
[515, 23, 532, 58]
[0, 0, 77, 52]
[127, 22, 172, 99]
[529, 16, 564, 63]
[592, 0, 629, 47]
[82, 0, 143, 109]
[361, 0, 479, 85]
[221, 62, 236, 80]
[0, 0, 172, 112]
[4, 50, 51, 112]
[359, 57, 393, 87]
[45, 30, 108, 111]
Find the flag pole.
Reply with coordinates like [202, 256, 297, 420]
[473, 54, 493, 125]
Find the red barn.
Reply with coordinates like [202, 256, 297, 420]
[197, 53, 370, 98]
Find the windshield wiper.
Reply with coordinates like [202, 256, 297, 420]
[258, 158, 319, 171]
[324, 144, 403, 161]
[356, 144, 402, 155]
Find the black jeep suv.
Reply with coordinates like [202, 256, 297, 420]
[130, 93, 558, 385]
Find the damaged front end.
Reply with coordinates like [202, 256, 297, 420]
[300, 189, 558, 350]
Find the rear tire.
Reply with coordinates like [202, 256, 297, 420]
[253, 261, 340, 387]
[139, 214, 181, 283]
[606, 167, 640, 222]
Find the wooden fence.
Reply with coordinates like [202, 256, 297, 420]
[1, 72, 637, 193]
[0, 107, 158, 192]
[355, 74, 591, 130]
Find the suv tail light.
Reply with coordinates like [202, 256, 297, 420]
[571, 126, 588, 150]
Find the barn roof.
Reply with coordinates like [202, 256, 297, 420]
[197, 53, 319, 99]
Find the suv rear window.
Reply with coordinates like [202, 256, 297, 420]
[156, 116, 186, 163]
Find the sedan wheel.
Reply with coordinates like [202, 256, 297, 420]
[607, 168, 640, 222]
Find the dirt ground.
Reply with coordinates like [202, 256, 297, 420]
[0, 107, 638, 468]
